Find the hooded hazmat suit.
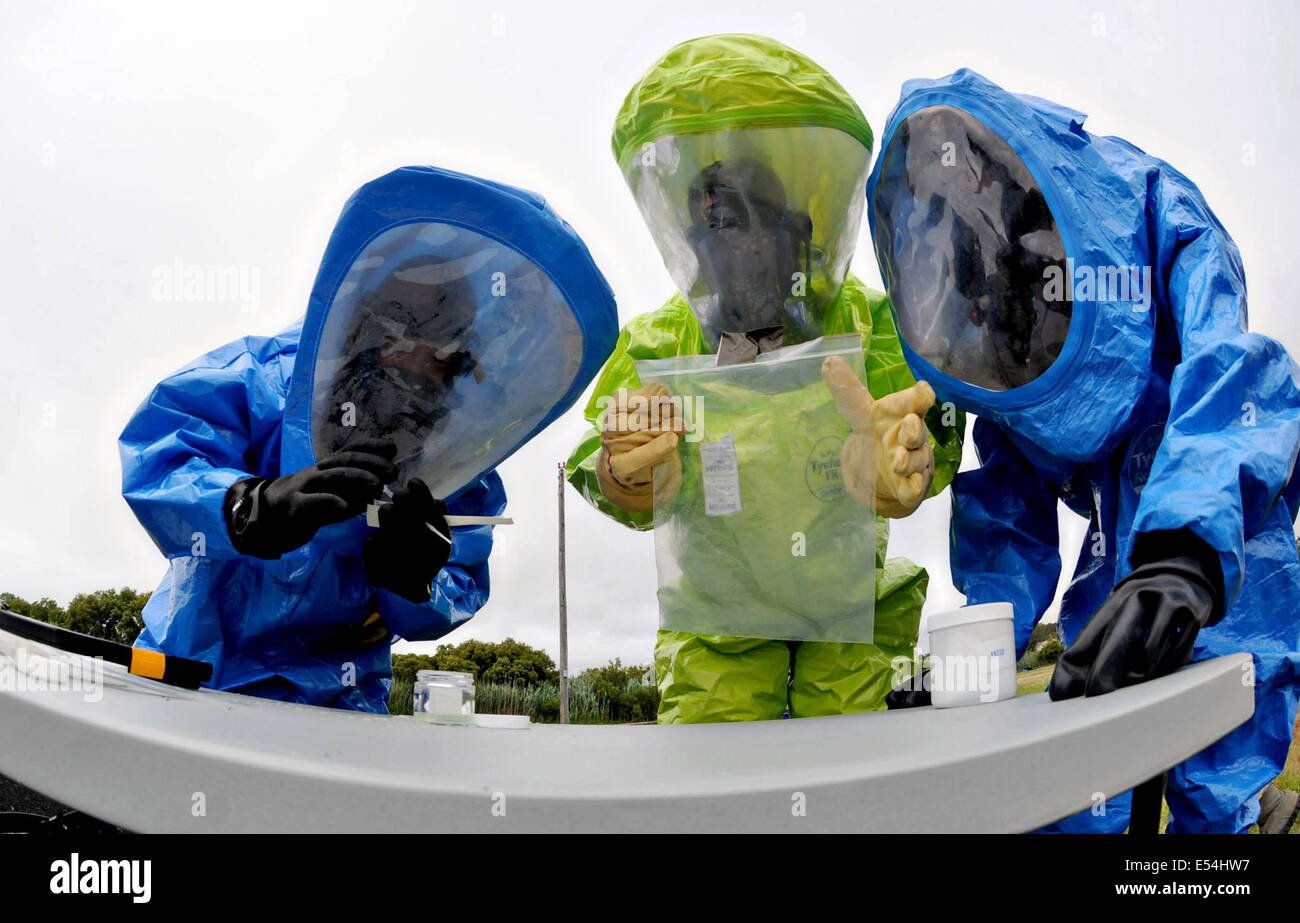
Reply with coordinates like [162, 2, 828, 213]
[566, 35, 964, 723]
[868, 70, 1300, 833]
[121, 166, 617, 713]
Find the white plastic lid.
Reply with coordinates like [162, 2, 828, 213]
[926, 602, 1014, 634]
[472, 713, 531, 730]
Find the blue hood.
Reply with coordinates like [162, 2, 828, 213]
[282, 165, 618, 495]
[867, 69, 1165, 461]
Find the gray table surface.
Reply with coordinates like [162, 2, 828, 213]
[0, 628, 1254, 832]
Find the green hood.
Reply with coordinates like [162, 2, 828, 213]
[611, 33, 874, 170]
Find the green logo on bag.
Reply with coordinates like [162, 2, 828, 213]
[805, 436, 845, 502]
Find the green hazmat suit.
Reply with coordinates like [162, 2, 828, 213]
[566, 277, 964, 722]
[570, 33, 964, 723]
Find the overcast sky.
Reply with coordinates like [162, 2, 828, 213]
[2, 0, 1297, 671]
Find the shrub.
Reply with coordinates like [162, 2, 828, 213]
[1018, 629, 1065, 671]
[388, 665, 662, 724]
[390, 676, 414, 716]
[1037, 638, 1064, 666]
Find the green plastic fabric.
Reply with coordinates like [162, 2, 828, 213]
[652, 529, 932, 723]
[611, 34, 874, 170]
[565, 276, 965, 722]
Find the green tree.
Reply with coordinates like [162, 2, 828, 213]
[392, 637, 558, 686]
[1, 592, 67, 626]
[62, 588, 150, 645]
[1026, 620, 1058, 651]
[472, 638, 559, 685]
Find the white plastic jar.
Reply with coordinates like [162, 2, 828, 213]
[926, 602, 1017, 709]
[413, 670, 476, 725]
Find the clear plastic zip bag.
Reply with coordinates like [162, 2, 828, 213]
[636, 334, 876, 643]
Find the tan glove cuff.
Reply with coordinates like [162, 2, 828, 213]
[597, 448, 654, 513]
[596, 448, 682, 514]
[876, 487, 927, 519]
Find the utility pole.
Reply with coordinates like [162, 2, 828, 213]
[557, 461, 569, 724]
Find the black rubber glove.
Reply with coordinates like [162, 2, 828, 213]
[363, 478, 451, 604]
[224, 441, 398, 559]
[886, 669, 931, 709]
[1049, 529, 1223, 700]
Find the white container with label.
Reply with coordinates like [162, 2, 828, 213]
[926, 602, 1017, 709]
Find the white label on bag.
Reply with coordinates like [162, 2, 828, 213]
[700, 433, 742, 516]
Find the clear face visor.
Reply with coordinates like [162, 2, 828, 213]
[312, 221, 584, 498]
[871, 105, 1071, 392]
[625, 126, 871, 349]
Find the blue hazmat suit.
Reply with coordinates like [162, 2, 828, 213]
[868, 70, 1300, 833]
[120, 166, 617, 713]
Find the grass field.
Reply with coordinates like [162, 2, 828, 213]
[1016, 665, 1299, 832]
[1016, 666, 1055, 695]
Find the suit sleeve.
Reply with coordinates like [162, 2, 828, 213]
[119, 341, 288, 560]
[379, 470, 507, 641]
[950, 418, 1062, 656]
[1131, 166, 1300, 607]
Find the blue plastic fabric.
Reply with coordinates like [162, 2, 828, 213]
[121, 167, 617, 713]
[867, 71, 1300, 833]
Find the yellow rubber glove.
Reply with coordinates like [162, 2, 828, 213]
[596, 383, 685, 514]
[821, 355, 936, 519]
